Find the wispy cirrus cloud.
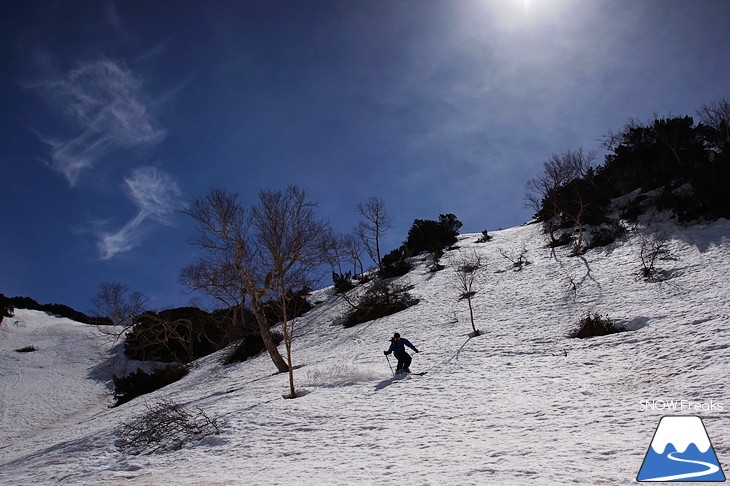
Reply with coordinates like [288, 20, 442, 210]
[97, 166, 183, 260]
[39, 57, 166, 185]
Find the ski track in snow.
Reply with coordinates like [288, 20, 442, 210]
[1, 218, 729, 485]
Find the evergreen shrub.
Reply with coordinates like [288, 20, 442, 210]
[404, 213, 462, 256]
[586, 221, 625, 249]
[379, 247, 412, 279]
[570, 313, 625, 339]
[113, 365, 189, 406]
[332, 271, 356, 294]
[344, 279, 418, 328]
[223, 330, 284, 364]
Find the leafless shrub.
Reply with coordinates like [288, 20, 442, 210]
[117, 398, 223, 455]
[525, 148, 597, 248]
[498, 246, 531, 271]
[451, 251, 485, 336]
[90, 282, 148, 330]
[638, 230, 676, 282]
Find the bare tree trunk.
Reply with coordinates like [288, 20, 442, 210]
[466, 296, 478, 335]
[280, 293, 296, 398]
[251, 291, 288, 372]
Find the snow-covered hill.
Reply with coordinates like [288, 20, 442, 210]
[1, 219, 728, 485]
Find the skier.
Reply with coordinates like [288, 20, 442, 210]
[384, 332, 419, 374]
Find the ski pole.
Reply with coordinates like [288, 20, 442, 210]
[385, 354, 395, 376]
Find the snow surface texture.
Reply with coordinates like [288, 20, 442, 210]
[1, 219, 728, 485]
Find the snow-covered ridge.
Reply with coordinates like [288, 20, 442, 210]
[1, 218, 729, 485]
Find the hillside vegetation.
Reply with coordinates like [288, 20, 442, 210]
[1, 215, 728, 484]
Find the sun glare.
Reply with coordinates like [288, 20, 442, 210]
[517, 0, 557, 15]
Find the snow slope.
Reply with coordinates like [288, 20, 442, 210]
[1, 219, 728, 485]
[0, 310, 114, 443]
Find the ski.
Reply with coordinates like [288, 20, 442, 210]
[393, 371, 427, 378]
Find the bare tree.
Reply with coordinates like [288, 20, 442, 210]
[451, 251, 485, 337]
[323, 230, 345, 276]
[525, 148, 596, 252]
[251, 186, 331, 398]
[183, 188, 289, 373]
[354, 196, 392, 271]
[601, 117, 643, 152]
[323, 231, 364, 278]
[525, 151, 578, 244]
[698, 98, 730, 149]
[90, 282, 148, 328]
[184, 186, 331, 397]
[341, 233, 365, 278]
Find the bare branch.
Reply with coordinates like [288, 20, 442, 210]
[354, 196, 392, 270]
[450, 250, 485, 336]
[498, 247, 531, 271]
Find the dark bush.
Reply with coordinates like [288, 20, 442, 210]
[14, 345, 37, 353]
[404, 213, 462, 256]
[344, 279, 418, 328]
[476, 230, 492, 243]
[531, 110, 730, 233]
[86, 316, 114, 326]
[7, 295, 39, 310]
[113, 365, 189, 406]
[619, 195, 650, 222]
[0, 293, 14, 322]
[40, 303, 90, 323]
[332, 271, 356, 294]
[379, 247, 412, 279]
[586, 221, 625, 249]
[548, 233, 573, 248]
[223, 330, 284, 364]
[656, 187, 708, 223]
[1, 294, 98, 324]
[570, 313, 625, 339]
[261, 289, 313, 325]
[125, 306, 251, 363]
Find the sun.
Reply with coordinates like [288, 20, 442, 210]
[517, 0, 555, 15]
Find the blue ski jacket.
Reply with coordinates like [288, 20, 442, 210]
[385, 337, 418, 356]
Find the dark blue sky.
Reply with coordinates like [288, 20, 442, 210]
[2, 0, 729, 312]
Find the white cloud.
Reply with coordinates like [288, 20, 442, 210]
[40, 58, 166, 185]
[97, 166, 182, 260]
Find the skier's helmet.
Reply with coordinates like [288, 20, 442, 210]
[393, 332, 400, 339]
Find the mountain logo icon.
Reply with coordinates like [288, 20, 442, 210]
[637, 416, 726, 482]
